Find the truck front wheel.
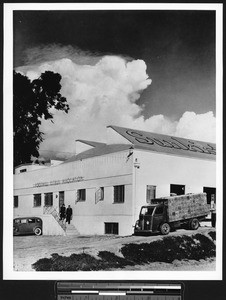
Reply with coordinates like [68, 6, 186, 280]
[189, 218, 199, 230]
[160, 223, 170, 235]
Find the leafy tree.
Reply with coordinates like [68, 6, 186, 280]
[13, 70, 69, 167]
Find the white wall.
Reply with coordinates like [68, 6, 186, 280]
[132, 149, 216, 224]
[14, 148, 215, 236]
[70, 184, 133, 235]
[14, 150, 133, 235]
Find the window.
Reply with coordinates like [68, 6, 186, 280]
[114, 185, 125, 203]
[77, 189, 86, 202]
[170, 184, 185, 195]
[140, 207, 154, 216]
[28, 218, 36, 223]
[20, 168, 27, 173]
[105, 223, 119, 234]
[14, 196, 18, 208]
[95, 187, 104, 203]
[34, 194, 41, 207]
[146, 185, 156, 203]
[44, 192, 53, 206]
[155, 206, 164, 215]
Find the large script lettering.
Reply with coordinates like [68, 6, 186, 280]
[126, 130, 216, 155]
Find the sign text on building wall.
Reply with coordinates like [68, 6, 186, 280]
[33, 176, 84, 188]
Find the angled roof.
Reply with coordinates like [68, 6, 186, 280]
[76, 139, 106, 148]
[108, 125, 216, 161]
[64, 143, 132, 163]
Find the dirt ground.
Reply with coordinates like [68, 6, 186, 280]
[13, 226, 216, 271]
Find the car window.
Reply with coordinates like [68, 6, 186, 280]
[14, 219, 20, 224]
[28, 218, 36, 223]
[155, 206, 164, 215]
[21, 219, 27, 224]
[36, 219, 41, 223]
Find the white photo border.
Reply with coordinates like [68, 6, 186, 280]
[3, 2, 223, 280]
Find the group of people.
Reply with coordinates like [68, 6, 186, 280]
[60, 204, 73, 224]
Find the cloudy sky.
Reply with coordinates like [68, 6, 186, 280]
[14, 8, 216, 158]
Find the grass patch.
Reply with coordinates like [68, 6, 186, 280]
[121, 234, 215, 263]
[32, 233, 216, 271]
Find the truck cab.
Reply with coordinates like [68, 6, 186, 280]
[134, 203, 168, 235]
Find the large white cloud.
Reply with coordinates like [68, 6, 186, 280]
[17, 54, 215, 159]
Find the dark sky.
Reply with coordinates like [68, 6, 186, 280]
[14, 10, 216, 120]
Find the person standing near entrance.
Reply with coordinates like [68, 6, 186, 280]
[211, 196, 216, 228]
[66, 205, 73, 224]
[60, 204, 66, 221]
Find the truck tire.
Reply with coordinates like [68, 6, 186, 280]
[189, 218, 199, 230]
[160, 223, 170, 235]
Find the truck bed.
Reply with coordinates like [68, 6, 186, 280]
[166, 193, 210, 222]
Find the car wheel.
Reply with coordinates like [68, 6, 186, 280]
[34, 227, 42, 236]
[160, 222, 170, 235]
[189, 218, 199, 230]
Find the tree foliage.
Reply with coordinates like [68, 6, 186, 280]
[13, 70, 69, 167]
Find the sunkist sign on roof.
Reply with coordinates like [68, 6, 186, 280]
[108, 125, 216, 160]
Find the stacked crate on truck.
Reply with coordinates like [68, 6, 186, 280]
[166, 193, 210, 222]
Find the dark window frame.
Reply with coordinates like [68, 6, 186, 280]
[14, 196, 18, 208]
[170, 184, 185, 195]
[33, 193, 42, 207]
[44, 192, 53, 206]
[105, 222, 119, 234]
[77, 189, 86, 202]
[100, 187, 104, 201]
[113, 185, 125, 203]
[146, 185, 156, 202]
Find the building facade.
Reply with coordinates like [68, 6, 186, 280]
[13, 126, 216, 236]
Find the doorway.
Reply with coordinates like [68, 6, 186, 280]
[203, 187, 216, 205]
[59, 191, 65, 211]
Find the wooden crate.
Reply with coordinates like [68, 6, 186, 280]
[167, 193, 210, 222]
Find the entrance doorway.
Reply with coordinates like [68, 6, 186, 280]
[203, 187, 216, 205]
[170, 184, 185, 195]
[59, 191, 65, 211]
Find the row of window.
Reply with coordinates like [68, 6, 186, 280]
[14, 184, 216, 208]
[14, 185, 125, 208]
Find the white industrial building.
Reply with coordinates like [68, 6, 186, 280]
[13, 125, 216, 236]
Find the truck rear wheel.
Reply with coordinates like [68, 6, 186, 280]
[189, 218, 199, 230]
[160, 223, 170, 235]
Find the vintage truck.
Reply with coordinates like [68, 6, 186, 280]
[134, 193, 210, 235]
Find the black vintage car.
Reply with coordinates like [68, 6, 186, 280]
[13, 217, 43, 236]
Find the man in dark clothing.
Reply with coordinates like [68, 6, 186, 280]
[211, 199, 216, 228]
[60, 204, 66, 221]
[66, 205, 73, 224]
